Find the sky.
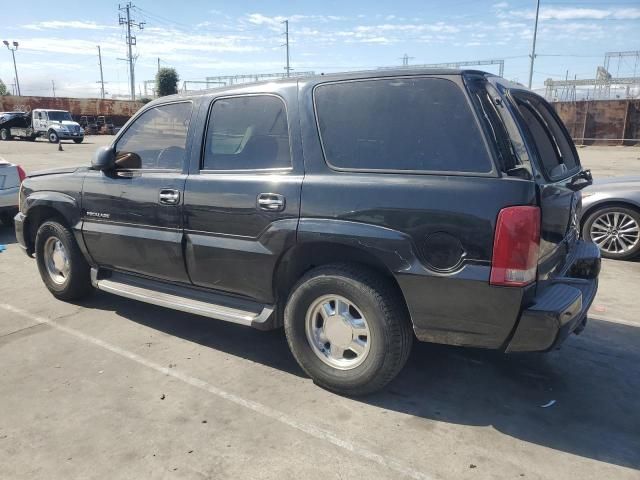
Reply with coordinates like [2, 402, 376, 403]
[1, 0, 639, 99]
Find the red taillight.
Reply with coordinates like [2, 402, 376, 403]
[17, 165, 27, 183]
[490, 206, 540, 287]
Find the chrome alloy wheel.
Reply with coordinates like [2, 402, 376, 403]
[43, 236, 70, 285]
[590, 211, 640, 254]
[305, 294, 371, 370]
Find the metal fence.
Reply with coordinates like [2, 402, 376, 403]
[0, 95, 143, 127]
[552, 99, 640, 146]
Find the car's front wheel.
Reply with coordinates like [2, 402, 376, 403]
[0, 128, 10, 141]
[583, 205, 640, 260]
[35, 220, 93, 300]
[48, 130, 59, 143]
[284, 264, 413, 396]
[73, 138, 84, 144]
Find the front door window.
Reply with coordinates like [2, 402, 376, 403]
[115, 102, 193, 170]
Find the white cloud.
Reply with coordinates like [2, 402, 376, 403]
[508, 7, 640, 21]
[23, 20, 113, 31]
[245, 13, 347, 27]
[492, 2, 509, 8]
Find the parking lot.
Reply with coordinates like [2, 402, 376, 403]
[0, 138, 639, 479]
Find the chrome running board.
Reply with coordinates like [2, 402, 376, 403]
[91, 269, 274, 328]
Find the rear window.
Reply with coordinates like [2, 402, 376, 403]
[314, 77, 493, 174]
[511, 93, 579, 181]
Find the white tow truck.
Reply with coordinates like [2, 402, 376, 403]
[0, 109, 84, 143]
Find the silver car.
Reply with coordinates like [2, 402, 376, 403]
[0, 158, 25, 227]
[581, 176, 640, 260]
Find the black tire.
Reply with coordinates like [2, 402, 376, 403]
[48, 130, 59, 143]
[0, 128, 10, 141]
[582, 205, 640, 260]
[73, 138, 83, 144]
[284, 264, 413, 396]
[35, 220, 93, 300]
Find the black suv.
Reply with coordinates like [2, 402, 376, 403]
[15, 69, 600, 395]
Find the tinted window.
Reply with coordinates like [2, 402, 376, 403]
[115, 102, 192, 170]
[466, 77, 532, 178]
[203, 95, 291, 170]
[513, 93, 579, 180]
[314, 77, 492, 173]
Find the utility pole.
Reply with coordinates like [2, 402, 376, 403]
[158, 57, 160, 73]
[282, 20, 291, 77]
[399, 53, 414, 67]
[118, 2, 144, 101]
[51, 80, 56, 97]
[3, 40, 21, 96]
[527, 0, 541, 89]
[97, 45, 105, 99]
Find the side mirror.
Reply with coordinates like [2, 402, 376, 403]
[92, 146, 116, 171]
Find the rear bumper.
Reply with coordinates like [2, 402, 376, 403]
[506, 241, 600, 352]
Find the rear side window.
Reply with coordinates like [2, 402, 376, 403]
[314, 77, 492, 173]
[203, 95, 291, 171]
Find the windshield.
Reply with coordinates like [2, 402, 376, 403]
[47, 111, 73, 122]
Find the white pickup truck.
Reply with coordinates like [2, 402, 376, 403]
[0, 109, 84, 143]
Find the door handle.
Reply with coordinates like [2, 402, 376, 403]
[257, 193, 286, 212]
[159, 189, 180, 205]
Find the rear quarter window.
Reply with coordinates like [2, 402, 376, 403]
[314, 77, 493, 174]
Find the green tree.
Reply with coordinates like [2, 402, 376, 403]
[0, 79, 10, 96]
[155, 68, 179, 97]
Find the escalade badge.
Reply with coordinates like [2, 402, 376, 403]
[86, 211, 110, 219]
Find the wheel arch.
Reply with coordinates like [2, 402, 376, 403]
[23, 193, 80, 255]
[581, 199, 640, 230]
[273, 239, 413, 329]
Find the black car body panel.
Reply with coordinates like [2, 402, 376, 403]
[15, 68, 600, 354]
[16, 169, 87, 256]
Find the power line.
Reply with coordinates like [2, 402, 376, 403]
[118, 2, 145, 101]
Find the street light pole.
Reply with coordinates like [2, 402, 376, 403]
[527, 0, 541, 89]
[3, 40, 21, 96]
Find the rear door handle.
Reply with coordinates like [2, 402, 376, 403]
[159, 189, 180, 205]
[257, 193, 285, 212]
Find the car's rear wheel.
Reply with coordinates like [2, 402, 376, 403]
[35, 220, 93, 300]
[284, 264, 413, 396]
[48, 130, 59, 143]
[73, 138, 83, 144]
[0, 128, 10, 141]
[583, 205, 640, 260]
